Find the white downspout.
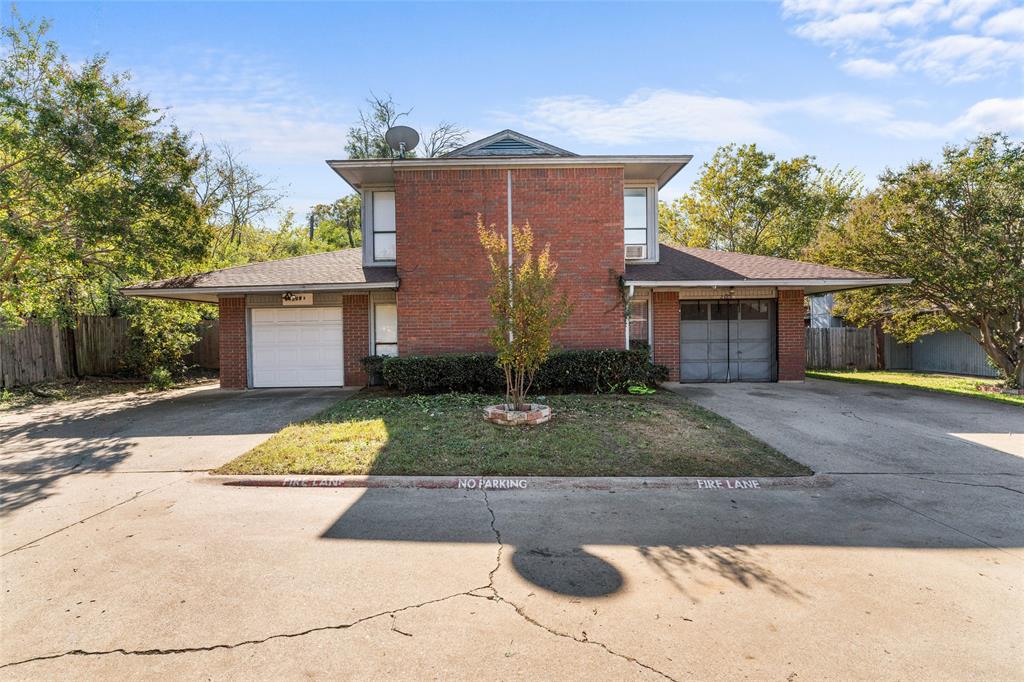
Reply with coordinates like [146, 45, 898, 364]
[507, 170, 513, 342]
[625, 284, 634, 349]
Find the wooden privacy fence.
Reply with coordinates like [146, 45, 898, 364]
[806, 327, 879, 370]
[185, 320, 220, 370]
[0, 317, 219, 389]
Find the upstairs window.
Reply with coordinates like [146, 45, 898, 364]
[368, 190, 396, 262]
[624, 187, 651, 259]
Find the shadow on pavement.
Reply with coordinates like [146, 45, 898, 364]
[0, 386, 346, 515]
[316, 473, 1024, 599]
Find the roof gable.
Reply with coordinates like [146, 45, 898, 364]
[444, 129, 576, 158]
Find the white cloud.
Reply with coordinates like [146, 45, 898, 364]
[520, 90, 785, 146]
[127, 49, 352, 164]
[771, 94, 898, 125]
[982, 7, 1024, 36]
[781, 0, 1024, 83]
[512, 89, 1024, 148]
[899, 34, 1024, 81]
[949, 97, 1024, 133]
[841, 57, 901, 77]
[794, 12, 891, 44]
[165, 100, 351, 161]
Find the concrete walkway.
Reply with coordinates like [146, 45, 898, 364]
[1, 381, 1022, 680]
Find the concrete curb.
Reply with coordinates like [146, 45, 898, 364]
[208, 473, 833, 491]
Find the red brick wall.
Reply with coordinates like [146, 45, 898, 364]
[343, 294, 369, 386]
[218, 297, 247, 389]
[777, 289, 806, 381]
[652, 292, 680, 381]
[394, 167, 625, 355]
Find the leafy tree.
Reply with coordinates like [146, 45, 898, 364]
[0, 13, 208, 328]
[478, 218, 571, 411]
[661, 143, 861, 259]
[808, 134, 1024, 389]
[308, 195, 362, 248]
[193, 142, 283, 264]
[345, 93, 467, 159]
[203, 211, 336, 269]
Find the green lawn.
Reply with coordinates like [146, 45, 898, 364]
[807, 369, 1023, 406]
[215, 391, 811, 477]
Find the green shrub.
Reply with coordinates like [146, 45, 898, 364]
[360, 355, 388, 386]
[147, 367, 174, 391]
[534, 349, 668, 393]
[121, 299, 206, 377]
[368, 349, 668, 395]
[378, 353, 504, 394]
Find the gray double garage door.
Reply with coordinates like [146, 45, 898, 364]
[680, 299, 776, 382]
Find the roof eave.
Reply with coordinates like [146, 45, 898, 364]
[622, 278, 912, 295]
[120, 280, 400, 302]
[326, 155, 694, 190]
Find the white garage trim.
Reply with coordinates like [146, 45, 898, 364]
[249, 307, 344, 388]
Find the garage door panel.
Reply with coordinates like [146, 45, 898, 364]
[250, 306, 344, 388]
[709, 362, 731, 382]
[708, 321, 729, 341]
[738, 361, 771, 381]
[708, 341, 730, 361]
[681, 321, 708, 341]
[738, 320, 769, 340]
[681, 343, 708, 361]
[682, 362, 710, 382]
[737, 340, 770, 359]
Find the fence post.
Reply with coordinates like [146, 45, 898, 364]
[51, 319, 65, 378]
[873, 322, 884, 370]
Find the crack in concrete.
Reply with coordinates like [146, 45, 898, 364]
[873, 491, 1016, 556]
[0, 475, 190, 557]
[3, 490, 667, 675]
[477, 489, 677, 681]
[911, 477, 1024, 496]
[0, 588, 487, 670]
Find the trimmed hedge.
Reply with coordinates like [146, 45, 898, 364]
[362, 349, 668, 395]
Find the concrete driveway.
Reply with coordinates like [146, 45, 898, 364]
[1, 384, 349, 551]
[2, 381, 1022, 680]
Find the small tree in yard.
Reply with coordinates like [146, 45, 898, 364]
[479, 218, 571, 411]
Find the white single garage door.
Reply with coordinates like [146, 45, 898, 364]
[250, 307, 344, 388]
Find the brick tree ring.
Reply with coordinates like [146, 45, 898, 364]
[483, 403, 552, 426]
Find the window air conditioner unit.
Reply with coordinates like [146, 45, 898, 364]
[625, 244, 647, 260]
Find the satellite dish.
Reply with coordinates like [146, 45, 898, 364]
[384, 125, 420, 158]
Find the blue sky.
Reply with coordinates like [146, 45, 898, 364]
[10, 1, 1024, 219]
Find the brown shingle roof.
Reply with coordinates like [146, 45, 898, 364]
[625, 244, 890, 283]
[124, 249, 398, 291]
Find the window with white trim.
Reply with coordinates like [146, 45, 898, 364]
[624, 187, 651, 259]
[369, 190, 396, 262]
[628, 299, 649, 348]
[373, 302, 398, 357]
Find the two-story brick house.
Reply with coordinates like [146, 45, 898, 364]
[124, 130, 905, 389]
